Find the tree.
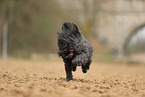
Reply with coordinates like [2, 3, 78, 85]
[0, 0, 75, 57]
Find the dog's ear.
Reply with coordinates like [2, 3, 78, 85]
[73, 23, 79, 32]
[72, 23, 82, 35]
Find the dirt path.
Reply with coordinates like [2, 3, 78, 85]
[0, 59, 145, 97]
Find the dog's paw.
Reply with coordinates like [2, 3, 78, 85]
[72, 66, 77, 72]
[82, 69, 87, 73]
[66, 77, 73, 82]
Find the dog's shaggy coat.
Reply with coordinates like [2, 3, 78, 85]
[57, 22, 93, 81]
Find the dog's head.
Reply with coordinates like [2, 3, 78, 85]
[62, 22, 81, 37]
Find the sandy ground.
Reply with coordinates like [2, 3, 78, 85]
[0, 59, 145, 97]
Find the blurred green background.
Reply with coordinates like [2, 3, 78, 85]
[0, 0, 145, 63]
[0, 0, 76, 57]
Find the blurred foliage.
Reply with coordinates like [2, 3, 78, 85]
[93, 51, 114, 63]
[0, 0, 76, 57]
[79, 0, 97, 38]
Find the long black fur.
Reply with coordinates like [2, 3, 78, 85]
[57, 22, 93, 82]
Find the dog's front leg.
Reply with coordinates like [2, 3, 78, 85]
[65, 63, 73, 82]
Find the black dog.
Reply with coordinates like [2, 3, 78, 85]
[57, 22, 93, 82]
